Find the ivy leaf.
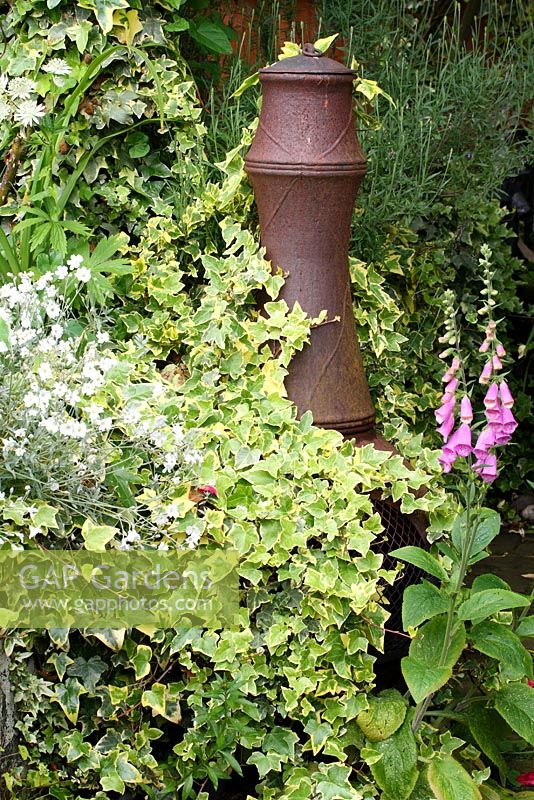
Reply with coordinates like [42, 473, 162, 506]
[231, 71, 259, 98]
[53, 678, 87, 724]
[85, 628, 125, 651]
[67, 656, 108, 693]
[427, 755, 481, 800]
[389, 546, 448, 581]
[457, 589, 530, 621]
[131, 644, 152, 680]
[78, 0, 129, 34]
[116, 752, 142, 783]
[31, 504, 59, 529]
[81, 519, 118, 552]
[314, 33, 338, 54]
[494, 683, 534, 746]
[356, 689, 407, 742]
[402, 581, 449, 630]
[470, 621, 533, 680]
[451, 508, 500, 557]
[367, 710, 419, 800]
[141, 682, 181, 723]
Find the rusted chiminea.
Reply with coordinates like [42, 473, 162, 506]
[245, 43, 382, 444]
[245, 45, 425, 657]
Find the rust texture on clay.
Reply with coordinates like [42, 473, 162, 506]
[245, 45, 377, 438]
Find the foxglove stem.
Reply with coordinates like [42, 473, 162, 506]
[413, 468, 486, 733]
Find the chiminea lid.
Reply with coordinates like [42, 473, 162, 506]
[261, 43, 356, 76]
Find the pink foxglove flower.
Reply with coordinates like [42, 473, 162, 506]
[437, 414, 455, 442]
[474, 427, 495, 459]
[496, 343, 506, 357]
[492, 354, 503, 370]
[499, 381, 514, 408]
[483, 383, 499, 409]
[438, 451, 456, 473]
[450, 423, 472, 457]
[479, 361, 493, 384]
[473, 452, 498, 483]
[500, 407, 518, 435]
[442, 377, 458, 398]
[478, 339, 490, 353]
[435, 397, 455, 425]
[460, 396, 473, 424]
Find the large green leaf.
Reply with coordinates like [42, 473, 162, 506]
[402, 658, 452, 704]
[452, 508, 500, 557]
[390, 546, 448, 581]
[470, 622, 533, 680]
[402, 581, 449, 630]
[368, 711, 419, 800]
[516, 616, 534, 638]
[356, 689, 407, 742]
[189, 19, 233, 54]
[494, 683, 534, 746]
[427, 755, 481, 800]
[458, 589, 530, 621]
[467, 706, 507, 778]
[402, 616, 466, 703]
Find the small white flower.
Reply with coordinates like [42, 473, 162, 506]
[50, 323, 63, 340]
[185, 524, 202, 549]
[35, 274, 51, 290]
[162, 452, 177, 472]
[75, 266, 91, 283]
[172, 423, 184, 445]
[125, 528, 140, 544]
[37, 362, 53, 381]
[0, 98, 12, 123]
[45, 301, 61, 319]
[96, 331, 110, 343]
[28, 526, 42, 539]
[14, 99, 46, 127]
[67, 254, 84, 271]
[42, 59, 72, 76]
[157, 541, 169, 551]
[55, 265, 68, 279]
[7, 77, 36, 100]
[97, 417, 112, 432]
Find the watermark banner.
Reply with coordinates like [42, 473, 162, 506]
[0, 549, 239, 629]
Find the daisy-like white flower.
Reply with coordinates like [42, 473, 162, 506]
[0, 98, 12, 123]
[7, 77, 36, 100]
[14, 99, 46, 127]
[75, 266, 91, 283]
[42, 59, 72, 76]
[67, 254, 83, 270]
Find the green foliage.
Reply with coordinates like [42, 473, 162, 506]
[1, 2, 533, 799]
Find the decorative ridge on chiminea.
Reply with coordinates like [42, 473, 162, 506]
[245, 44, 377, 441]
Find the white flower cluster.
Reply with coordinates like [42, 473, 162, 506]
[0, 261, 206, 549]
[0, 74, 45, 128]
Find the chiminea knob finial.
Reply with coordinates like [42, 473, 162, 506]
[302, 43, 322, 57]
